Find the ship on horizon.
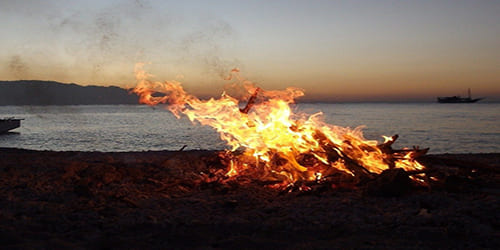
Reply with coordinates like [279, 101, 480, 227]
[437, 88, 483, 103]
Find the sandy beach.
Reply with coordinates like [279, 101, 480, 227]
[0, 148, 498, 249]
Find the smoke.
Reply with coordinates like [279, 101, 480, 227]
[178, 19, 238, 78]
[8, 55, 30, 79]
[50, 0, 155, 80]
[2, 0, 240, 87]
[0, 0, 59, 16]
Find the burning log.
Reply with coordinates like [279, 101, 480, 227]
[378, 134, 399, 153]
[216, 127, 428, 191]
[377, 134, 429, 159]
[178, 145, 187, 151]
[206, 115, 429, 190]
[239, 87, 261, 114]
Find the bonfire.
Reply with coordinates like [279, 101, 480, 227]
[132, 63, 428, 188]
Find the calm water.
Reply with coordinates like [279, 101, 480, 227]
[0, 103, 499, 154]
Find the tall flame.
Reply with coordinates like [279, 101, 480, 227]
[133, 63, 426, 185]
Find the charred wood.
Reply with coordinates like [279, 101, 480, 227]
[239, 88, 261, 114]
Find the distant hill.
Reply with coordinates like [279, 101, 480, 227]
[0, 80, 139, 105]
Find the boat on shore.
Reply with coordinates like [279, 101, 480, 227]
[437, 89, 483, 103]
[0, 118, 23, 133]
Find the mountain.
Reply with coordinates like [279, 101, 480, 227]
[0, 80, 138, 105]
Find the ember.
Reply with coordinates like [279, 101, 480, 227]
[133, 64, 428, 187]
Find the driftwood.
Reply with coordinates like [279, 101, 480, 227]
[312, 130, 427, 181]
[218, 129, 429, 192]
[232, 90, 429, 188]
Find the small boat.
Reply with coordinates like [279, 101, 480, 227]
[0, 118, 23, 133]
[437, 88, 483, 103]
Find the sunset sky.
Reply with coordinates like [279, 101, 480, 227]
[1, 0, 499, 102]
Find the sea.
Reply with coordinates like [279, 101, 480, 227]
[1, 103, 499, 154]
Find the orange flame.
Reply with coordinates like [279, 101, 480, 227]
[133, 64, 426, 185]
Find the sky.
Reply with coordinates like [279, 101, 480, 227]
[1, 0, 499, 102]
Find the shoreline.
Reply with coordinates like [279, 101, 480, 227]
[0, 147, 498, 248]
[2, 146, 500, 155]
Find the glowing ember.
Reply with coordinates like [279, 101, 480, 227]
[133, 63, 427, 186]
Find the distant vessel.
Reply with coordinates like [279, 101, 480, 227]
[437, 89, 483, 103]
[0, 118, 22, 133]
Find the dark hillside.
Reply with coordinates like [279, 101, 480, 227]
[0, 80, 138, 105]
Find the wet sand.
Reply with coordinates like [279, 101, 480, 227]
[0, 148, 498, 249]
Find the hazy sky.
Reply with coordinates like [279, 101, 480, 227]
[1, 0, 499, 101]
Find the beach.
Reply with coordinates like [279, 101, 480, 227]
[3, 0, 499, 248]
[0, 148, 498, 248]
